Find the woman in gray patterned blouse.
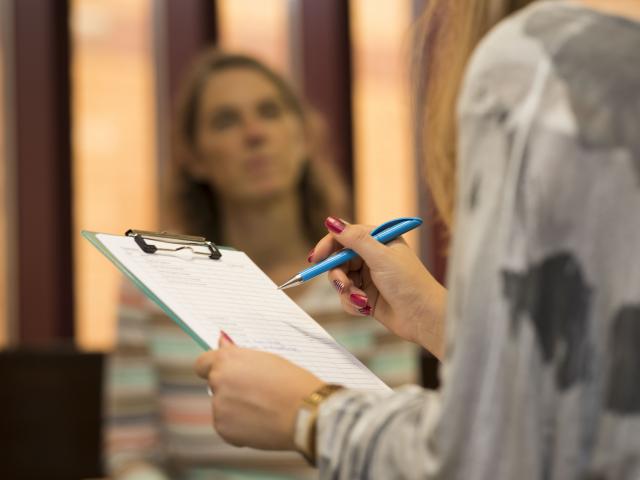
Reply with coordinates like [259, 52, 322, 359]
[195, 1, 640, 478]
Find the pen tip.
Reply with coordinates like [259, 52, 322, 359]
[277, 275, 303, 290]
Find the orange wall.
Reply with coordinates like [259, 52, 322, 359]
[350, 0, 418, 249]
[72, 0, 157, 350]
[217, 0, 292, 78]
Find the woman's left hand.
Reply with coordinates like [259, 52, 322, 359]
[195, 333, 325, 450]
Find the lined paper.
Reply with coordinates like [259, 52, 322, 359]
[97, 234, 390, 392]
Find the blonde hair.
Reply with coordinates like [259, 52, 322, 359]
[414, 0, 535, 229]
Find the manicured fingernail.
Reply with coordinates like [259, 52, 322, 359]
[220, 330, 235, 345]
[307, 248, 315, 263]
[325, 216, 346, 234]
[333, 280, 345, 293]
[349, 293, 368, 308]
[358, 306, 372, 316]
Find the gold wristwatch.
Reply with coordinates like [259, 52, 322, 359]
[294, 383, 344, 465]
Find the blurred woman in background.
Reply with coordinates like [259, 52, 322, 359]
[104, 50, 419, 480]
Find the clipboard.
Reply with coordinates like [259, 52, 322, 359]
[82, 229, 226, 350]
[82, 229, 390, 391]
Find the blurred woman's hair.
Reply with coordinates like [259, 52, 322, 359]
[414, 0, 535, 229]
[162, 49, 350, 244]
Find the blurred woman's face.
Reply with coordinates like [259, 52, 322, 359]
[191, 67, 307, 203]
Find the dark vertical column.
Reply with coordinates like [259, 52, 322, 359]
[163, 0, 217, 113]
[299, 0, 354, 184]
[11, 0, 73, 344]
[418, 189, 447, 390]
[413, 0, 444, 389]
[153, 0, 217, 181]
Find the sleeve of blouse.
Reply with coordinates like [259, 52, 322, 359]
[103, 283, 169, 479]
[316, 386, 443, 480]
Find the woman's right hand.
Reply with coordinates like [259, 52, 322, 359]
[311, 217, 447, 360]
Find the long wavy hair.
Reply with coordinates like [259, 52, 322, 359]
[414, 0, 536, 229]
[162, 49, 350, 245]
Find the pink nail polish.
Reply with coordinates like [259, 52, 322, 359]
[307, 248, 315, 263]
[350, 293, 368, 308]
[220, 330, 235, 345]
[325, 216, 346, 234]
[358, 306, 372, 316]
[333, 280, 345, 293]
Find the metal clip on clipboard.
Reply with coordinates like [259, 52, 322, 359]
[125, 229, 222, 260]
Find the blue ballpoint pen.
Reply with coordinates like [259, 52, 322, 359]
[277, 216, 423, 290]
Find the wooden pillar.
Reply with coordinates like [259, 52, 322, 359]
[10, 0, 74, 344]
[299, 0, 354, 184]
[154, 0, 217, 178]
[163, 0, 217, 111]
[413, 0, 445, 389]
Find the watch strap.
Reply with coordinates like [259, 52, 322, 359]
[294, 383, 344, 464]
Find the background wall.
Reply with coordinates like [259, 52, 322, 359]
[217, 0, 293, 79]
[351, 0, 418, 247]
[71, 0, 157, 350]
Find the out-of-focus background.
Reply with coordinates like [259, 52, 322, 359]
[0, 0, 446, 477]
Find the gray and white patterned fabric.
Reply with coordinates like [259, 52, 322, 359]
[316, 2, 640, 478]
